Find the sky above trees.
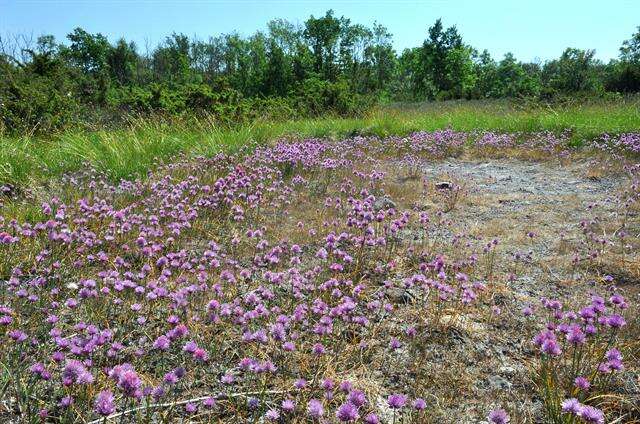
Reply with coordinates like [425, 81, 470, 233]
[2, 0, 639, 62]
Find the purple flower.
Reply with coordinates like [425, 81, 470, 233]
[566, 326, 586, 345]
[59, 396, 74, 408]
[389, 337, 402, 350]
[387, 393, 407, 409]
[312, 343, 326, 355]
[184, 403, 197, 414]
[117, 369, 142, 398]
[487, 408, 510, 424]
[574, 376, 591, 391]
[281, 399, 295, 413]
[202, 397, 216, 409]
[606, 314, 626, 329]
[347, 389, 367, 407]
[307, 399, 324, 419]
[541, 338, 562, 356]
[364, 413, 380, 424]
[413, 398, 427, 410]
[182, 340, 198, 353]
[336, 403, 360, 422]
[94, 391, 116, 416]
[561, 398, 582, 414]
[578, 405, 605, 424]
[605, 348, 622, 362]
[8, 330, 28, 342]
[63, 360, 94, 385]
[265, 409, 280, 421]
[153, 335, 170, 350]
[339, 380, 353, 392]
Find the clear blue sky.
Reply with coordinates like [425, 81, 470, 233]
[2, 0, 639, 62]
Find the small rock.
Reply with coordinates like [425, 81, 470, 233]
[487, 375, 511, 390]
[499, 366, 517, 376]
[439, 314, 487, 335]
[386, 287, 415, 303]
[435, 181, 453, 190]
[375, 396, 395, 423]
[373, 197, 396, 211]
[487, 374, 512, 390]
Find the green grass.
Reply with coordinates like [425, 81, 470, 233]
[1, 98, 639, 188]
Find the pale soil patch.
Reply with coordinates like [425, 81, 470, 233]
[371, 157, 639, 422]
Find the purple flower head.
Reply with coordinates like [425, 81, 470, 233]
[541, 338, 562, 356]
[389, 337, 402, 350]
[364, 413, 380, 424]
[387, 393, 407, 409]
[281, 399, 295, 413]
[163, 371, 178, 385]
[339, 380, 353, 393]
[94, 391, 116, 416]
[348, 389, 367, 408]
[321, 378, 335, 391]
[59, 396, 74, 408]
[153, 335, 170, 350]
[336, 403, 360, 422]
[247, 397, 260, 409]
[578, 405, 605, 424]
[182, 340, 198, 353]
[8, 330, 27, 342]
[312, 343, 326, 355]
[561, 398, 582, 414]
[606, 314, 626, 329]
[487, 408, 510, 424]
[117, 369, 142, 398]
[605, 348, 623, 362]
[265, 409, 280, 421]
[574, 376, 591, 391]
[307, 399, 324, 419]
[202, 397, 216, 409]
[413, 398, 427, 410]
[566, 326, 586, 345]
[63, 360, 94, 385]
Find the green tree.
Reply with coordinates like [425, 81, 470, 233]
[620, 26, 640, 62]
[107, 39, 138, 85]
[418, 19, 463, 94]
[493, 53, 540, 97]
[542, 48, 603, 94]
[64, 28, 111, 75]
[304, 10, 343, 80]
[363, 23, 396, 93]
[607, 27, 640, 93]
[152, 33, 191, 83]
[265, 39, 290, 96]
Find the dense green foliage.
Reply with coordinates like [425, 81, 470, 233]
[1, 11, 640, 135]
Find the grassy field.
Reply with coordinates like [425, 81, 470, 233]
[1, 98, 639, 188]
[1, 126, 638, 423]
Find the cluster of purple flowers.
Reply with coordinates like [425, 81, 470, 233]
[561, 398, 605, 424]
[0, 132, 635, 422]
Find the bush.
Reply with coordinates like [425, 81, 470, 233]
[0, 64, 80, 134]
[292, 77, 372, 117]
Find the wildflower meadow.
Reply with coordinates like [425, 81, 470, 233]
[1, 130, 638, 423]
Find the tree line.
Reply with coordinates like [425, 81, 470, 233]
[1, 10, 640, 134]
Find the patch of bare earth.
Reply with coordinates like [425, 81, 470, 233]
[369, 157, 640, 423]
